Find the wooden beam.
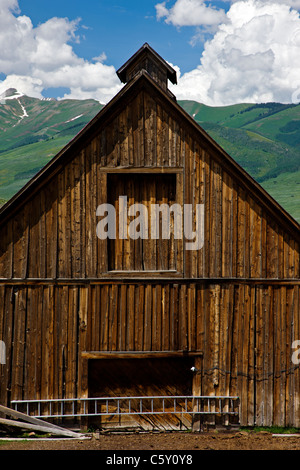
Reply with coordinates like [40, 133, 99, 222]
[82, 350, 203, 360]
[0, 417, 84, 438]
[0, 404, 81, 437]
[101, 167, 183, 173]
[1, 278, 300, 286]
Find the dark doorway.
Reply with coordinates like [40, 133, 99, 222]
[88, 356, 196, 430]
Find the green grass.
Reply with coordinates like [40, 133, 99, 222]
[244, 105, 300, 147]
[241, 426, 300, 434]
[179, 100, 253, 126]
[0, 135, 72, 201]
[260, 171, 300, 223]
[199, 122, 293, 182]
[0, 431, 52, 443]
[245, 130, 274, 143]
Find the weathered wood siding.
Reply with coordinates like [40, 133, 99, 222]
[1, 282, 300, 426]
[0, 87, 299, 280]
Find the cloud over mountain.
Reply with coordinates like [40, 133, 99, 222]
[163, 0, 300, 105]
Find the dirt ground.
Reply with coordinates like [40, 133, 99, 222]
[1, 430, 300, 451]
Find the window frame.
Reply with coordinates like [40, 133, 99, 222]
[99, 168, 184, 277]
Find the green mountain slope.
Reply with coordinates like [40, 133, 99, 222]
[180, 100, 300, 222]
[0, 89, 103, 201]
[0, 91, 299, 223]
[183, 100, 300, 179]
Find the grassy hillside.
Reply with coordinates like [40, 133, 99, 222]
[180, 100, 300, 222]
[0, 89, 102, 201]
[0, 136, 73, 200]
[260, 170, 300, 223]
[0, 93, 102, 153]
[0, 92, 299, 223]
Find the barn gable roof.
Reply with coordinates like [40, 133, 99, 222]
[0, 49, 299, 243]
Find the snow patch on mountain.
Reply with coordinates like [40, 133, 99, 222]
[17, 99, 28, 119]
[0, 88, 24, 101]
[1, 89, 30, 126]
[0, 88, 29, 124]
[65, 114, 83, 123]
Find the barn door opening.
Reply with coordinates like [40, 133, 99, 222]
[88, 356, 198, 431]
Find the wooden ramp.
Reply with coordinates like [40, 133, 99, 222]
[0, 404, 84, 438]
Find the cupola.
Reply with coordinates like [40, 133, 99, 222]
[116, 43, 177, 98]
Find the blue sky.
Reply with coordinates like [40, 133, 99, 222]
[18, 0, 215, 73]
[1, 0, 300, 105]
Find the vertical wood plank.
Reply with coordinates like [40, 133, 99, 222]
[11, 288, 27, 401]
[78, 286, 88, 401]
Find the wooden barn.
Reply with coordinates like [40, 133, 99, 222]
[0, 43, 300, 431]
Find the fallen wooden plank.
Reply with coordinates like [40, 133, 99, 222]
[0, 404, 79, 436]
[0, 417, 83, 438]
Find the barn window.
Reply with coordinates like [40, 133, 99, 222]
[106, 173, 179, 272]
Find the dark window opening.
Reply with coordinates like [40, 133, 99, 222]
[107, 173, 178, 271]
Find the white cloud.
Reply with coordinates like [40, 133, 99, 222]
[156, 0, 227, 26]
[223, 0, 300, 7]
[168, 0, 300, 105]
[0, 0, 121, 103]
[0, 75, 43, 98]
